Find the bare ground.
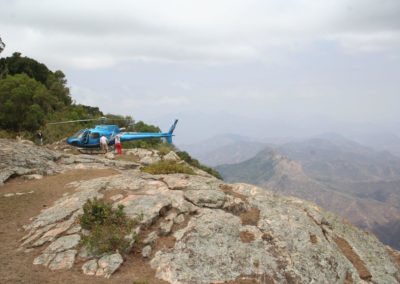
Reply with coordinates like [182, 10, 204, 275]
[334, 236, 372, 281]
[0, 169, 167, 284]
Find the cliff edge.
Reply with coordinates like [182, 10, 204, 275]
[0, 138, 399, 283]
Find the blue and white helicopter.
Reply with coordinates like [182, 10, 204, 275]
[48, 118, 178, 152]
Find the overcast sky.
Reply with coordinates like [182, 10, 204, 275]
[1, 0, 400, 144]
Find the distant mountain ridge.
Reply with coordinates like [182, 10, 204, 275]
[350, 131, 400, 158]
[278, 135, 400, 183]
[180, 133, 268, 166]
[217, 137, 400, 250]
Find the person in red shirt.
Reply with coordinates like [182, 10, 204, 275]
[115, 133, 122, 155]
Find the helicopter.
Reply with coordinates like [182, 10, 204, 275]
[48, 117, 178, 151]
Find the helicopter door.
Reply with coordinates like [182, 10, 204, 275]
[81, 130, 90, 144]
[89, 132, 100, 145]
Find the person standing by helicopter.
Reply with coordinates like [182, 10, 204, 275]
[36, 130, 43, 145]
[100, 135, 108, 153]
[115, 133, 122, 155]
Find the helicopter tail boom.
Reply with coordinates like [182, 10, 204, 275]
[119, 119, 178, 144]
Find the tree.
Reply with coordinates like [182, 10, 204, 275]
[0, 53, 72, 107]
[0, 74, 50, 131]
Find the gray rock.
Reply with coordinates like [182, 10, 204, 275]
[168, 191, 198, 213]
[222, 195, 249, 215]
[115, 194, 171, 225]
[82, 259, 98, 275]
[0, 139, 63, 184]
[159, 220, 173, 236]
[143, 231, 159, 245]
[24, 174, 43, 180]
[140, 155, 161, 165]
[43, 234, 80, 254]
[21, 223, 57, 247]
[24, 185, 103, 230]
[125, 148, 157, 159]
[173, 214, 185, 224]
[0, 169, 14, 185]
[151, 209, 278, 284]
[96, 253, 123, 278]
[142, 245, 152, 258]
[33, 253, 56, 266]
[184, 189, 226, 208]
[104, 153, 115, 159]
[163, 151, 180, 162]
[124, 148, 162, 165]
[165, 211, 178, 221]
[32, 215, 77, 247]
[66, 225, 81, 235]
[48, 249, 77, 270]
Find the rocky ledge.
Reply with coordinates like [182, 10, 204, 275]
[1, 138, 400, 283]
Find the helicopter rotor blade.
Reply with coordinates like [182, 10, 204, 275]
[47, 116, 133, 125]
[47, 118, 100, 125]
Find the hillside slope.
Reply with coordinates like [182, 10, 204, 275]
[180, 134, 267, 166]
[0, 138, 399, 283]
[217, 149, 400, 250]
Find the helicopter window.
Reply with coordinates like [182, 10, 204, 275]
[72, 130, 84, 138]
[90, 132, 100, 139]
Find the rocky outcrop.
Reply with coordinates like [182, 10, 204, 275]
[0, 138, 140, 185]
[1, 139, 399, 283]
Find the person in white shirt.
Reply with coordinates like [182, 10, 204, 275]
[100, 135, 108, 153]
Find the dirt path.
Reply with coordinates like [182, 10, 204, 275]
[0, 169, 167, 284]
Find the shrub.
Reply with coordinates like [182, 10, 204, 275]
[79, 198, 136, 255]
[141, 160, 195, 175]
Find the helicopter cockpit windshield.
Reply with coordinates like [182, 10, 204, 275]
[72, 130, 85, 139]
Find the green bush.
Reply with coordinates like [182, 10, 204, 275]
[79, 198, 136, 255]
[141, 160, 195, 175]
[176, 151, 223, 180]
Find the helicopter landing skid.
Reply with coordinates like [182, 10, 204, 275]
[78, 148, 104, 155]
[78, 145, 115, 155]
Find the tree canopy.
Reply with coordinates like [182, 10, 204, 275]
[0, 53, 77, 133]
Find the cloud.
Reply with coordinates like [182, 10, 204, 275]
[1, 0, 400, 69]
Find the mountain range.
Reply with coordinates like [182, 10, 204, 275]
[213, 133, 400, 250]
